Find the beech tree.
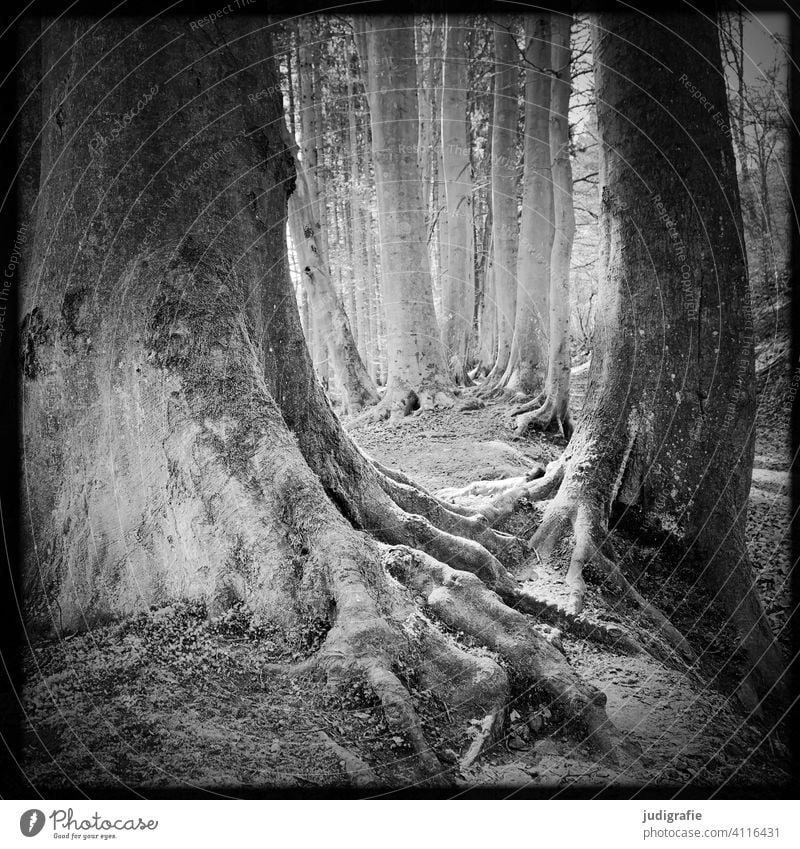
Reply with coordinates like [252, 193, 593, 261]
[354, 16, 457, 418]
[511, 12, 575, 437]
[442, 13, 784, 712]
[498, 14, 554, 395]
[480, 22, 519, 388]
[22, 15, 628, 786]
[285, 131, 379, 412]
[439, 14, 474, 384]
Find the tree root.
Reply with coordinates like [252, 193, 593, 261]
[344, 386, 485, 430]
[385, 547, 619, 761]
[367, 457, 526, 563]
[370, 458, 478, 517]
[508, 392, 545, 418]
[436, 460, 565, 524]
[503, 586, 647, 658]
[511, 396, 574, 441]
[532, 500, 696, 666]
[460, 711, 504, 770]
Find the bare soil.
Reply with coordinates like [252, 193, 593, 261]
[18, 367, 792, 796]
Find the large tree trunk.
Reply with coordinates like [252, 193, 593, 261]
[499, 15, 554, 396]
[481, 22, 519, 389]
[439, 15, 474, 384]
[511, 13, 574, 437]
[442, 12, 785, 716]
[21, 15, 621, 785]
[356, 16, 455, 418]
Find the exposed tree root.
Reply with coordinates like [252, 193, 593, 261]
[366, 456, 526, 563]
[503, 586, 647, 659]
[508, 392, 546, 418]
[369, 459, 478, 517]
[345, 388, 483, 429]
[532, 499, 696, 665]
[460, 711, 504, 770]
[511, 395, 574, 441]
[385, 547, 619, 761]
[436, 460, 564, 524]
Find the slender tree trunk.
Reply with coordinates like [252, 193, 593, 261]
[476, 227, 497, 375]
[482, 22, 519, 387]
[357, 16, 455, 417]
[364, 208, 384, 383]
[286, 31, 296, 137]
[512, 13, 574, 437]
[440, 14, 475, 384]
[346, 60, 369, 365]
[285, 132, 379, 412]
[500, 15, 553, 395]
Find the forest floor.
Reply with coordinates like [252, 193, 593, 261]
[18, 367, 793, 796]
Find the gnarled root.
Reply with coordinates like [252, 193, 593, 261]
[386, 547, 619, 761]
[508, 392, 545, 418]
[532, 499, 696, 666]
[345, 387, 483, 430]
[367, 457, 526, 563]
[436, 460, 565, 524]
[512, 396, 574, 441]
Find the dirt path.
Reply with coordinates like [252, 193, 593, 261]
[352, 387, 792, 792]
[18, 381, 792, 794]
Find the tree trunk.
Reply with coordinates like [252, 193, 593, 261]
[357, 16, 455, 418]
[511, 13, 574, 437]
[285, 133, 379, 412]
[499, 15, 553, 396]
[443, 11, 786, 718]
[439, 14, 474, 384]
[21, 16, 622, 785]
[525, 13, 783, 712]
[345, 60, 370, 366]
[481, 22, 519, 388]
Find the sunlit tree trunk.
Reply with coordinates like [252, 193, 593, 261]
[500, 15, 553, 395]
[439, 14, 475, 384]
[286, 136, 379, 411]
[358, 16, 455, 417]
[512, 13, 574, 436]
[482, 22, 519, 387]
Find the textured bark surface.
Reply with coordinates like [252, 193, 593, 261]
[439, 15, 474, 384]
[500, 15, 554, 396]
[530, 14, 784, 712]
[357, 16, 455, 418]
[481, 22, 519, 387]
[285, 132, 379, 413]
[20, 16, 621, 786]
[512, 13, 574, 437]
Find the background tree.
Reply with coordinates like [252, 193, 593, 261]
[480, 21, 519, 389]
[511, 12, 575, 437]
[443, 12, 785, 713]
[498, 14, 554, 396]
[356, 16, 456, 418]
[439, 14, 474, 384]
[285, 129, 379, 412]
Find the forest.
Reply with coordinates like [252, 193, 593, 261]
[1, 5, 794, 795]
